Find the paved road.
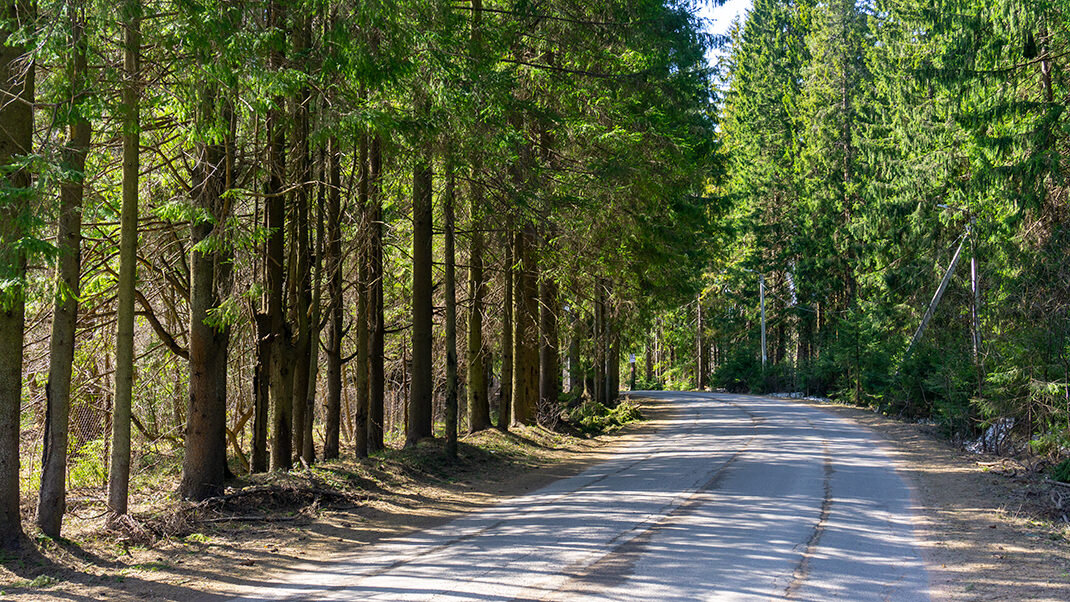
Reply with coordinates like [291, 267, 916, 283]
[234, 392, 930, 601]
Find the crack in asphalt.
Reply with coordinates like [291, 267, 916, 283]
[784, 439, 833, 599]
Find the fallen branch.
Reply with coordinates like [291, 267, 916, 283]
[1044, 479, 1070, 489]
[201, 515, 298, 523]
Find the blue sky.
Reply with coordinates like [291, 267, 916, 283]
[698, 0, 752, 36]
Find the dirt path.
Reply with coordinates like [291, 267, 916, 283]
[3, 394, 1068, 600]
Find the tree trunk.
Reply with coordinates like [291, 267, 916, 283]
[512, 225, 539, 426]
[466, 0, 490, 434]
[304, 144, 325, 464]
[179, 100, 232, 500]
[696, 298, 705, 390]
[324, 137, 342, 459]
[568, 311, 581, 394]
[267, 0, 291, 471]
[38, 11, 89, 537]
[594, 285, 605, 405]
[407, 89, 434, 447]
[498, 228, 513, 430]
[354, 134, 370, 458]
[608, 319, 620, 403]
[289, 16, 312, 462]
[252, 313, 270, 471]
[538, 276, 559, 409]
[444, 173, 459, 458]
[644, 342, 653, 385]
[368, 135, 386, 452]
[466, 184, 489, 432]
[108, 0, 140, 517]
[0, 0, 34, 549]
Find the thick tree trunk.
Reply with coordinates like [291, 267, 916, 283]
[497, 229, 513, 430]
[466, 0, 490, 434]
[407, 90, 434, 447]
[266, 0, 291, 471]
[368, 135, 386, 452]
[38, 13, 89, 537]
[444, 173, 459, 458]
[0, 0, 34, 549]
[539, 276, 559, 409]
[179, 118, 231, 500]
[324, 137, 342, 459]
[512, 225, 539, 426]
[354, 134, 370, 458]
[108, 0, 140, 517]
[290, 17, 312, 462]
[303, 145, 325, 464]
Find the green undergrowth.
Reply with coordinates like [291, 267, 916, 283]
[566, 398, 644, 435]
[1050, 458, 1070, 483]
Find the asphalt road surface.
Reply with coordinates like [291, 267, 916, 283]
[234, 392, 930, 601]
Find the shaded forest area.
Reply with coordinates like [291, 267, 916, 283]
[0, 0, 716, 549]
[654, 0, 1070, 462]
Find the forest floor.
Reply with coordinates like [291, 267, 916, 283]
[1, 394, 1069, 600]
[0, 403, 661, 602]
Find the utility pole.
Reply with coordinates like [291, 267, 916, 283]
[936, 204, 983, 393]
[742, 267, 768, 370]
[760, 273, 767, 369]
[901, 230, 968, 368]
[969, 215, 983, 393]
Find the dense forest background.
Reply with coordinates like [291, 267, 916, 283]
[2, 0, 1069, 555]
[669, 0, 1070, 459]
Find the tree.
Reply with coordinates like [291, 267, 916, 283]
[465, 0, 490, 433]
[38, 3, 90, 537]
[444, 171, 459, 458]
[408, 81, 435, 447]
[0, 0, 34, 550]
[107, 0, 141, 517]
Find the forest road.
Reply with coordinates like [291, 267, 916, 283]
[230, 392, 930, 601]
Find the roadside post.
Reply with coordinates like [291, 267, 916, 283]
[629, 353, 636, 391]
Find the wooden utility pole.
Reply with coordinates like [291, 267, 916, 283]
[902, 232, 968, 367]
[969, 216, 983, 394]
[760, 273, 767, 370]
